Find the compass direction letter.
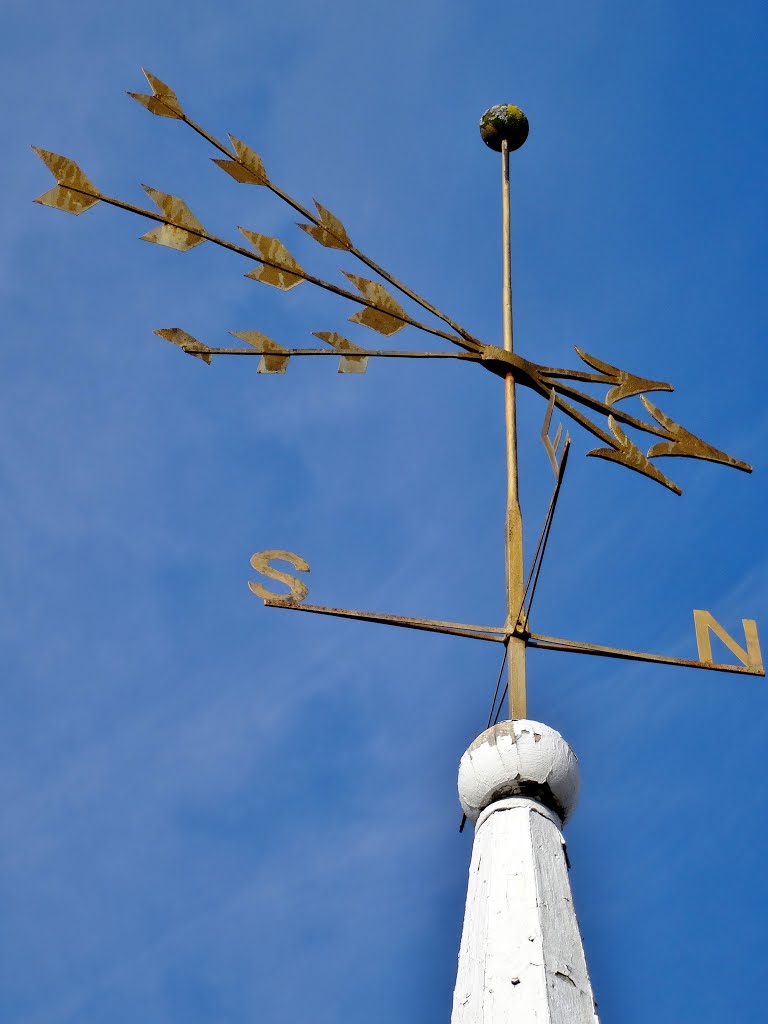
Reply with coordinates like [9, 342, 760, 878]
[249, 550, 310, 605]
[693, 610, 764, 673]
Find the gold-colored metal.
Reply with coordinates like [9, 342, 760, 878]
[343, 274, 408, 336]
[240, 231, 305, 290]
[128, 69, 185, 120]
[541, 389, 569, 479]
[213, 135, 271, 186]
[231, 331, 290, 374]
[161, 334, 477, 365]
[141, 186, 205, 251]
[32, 148, 470, 348]
[263, 598, 509, 644]
[642, 398, 751, 471]
[127, 70, 486, 351]
[248, 550, 310, 605]
[517, 431, 572, 632]
[32, 149, 101, 215]
[30, 133, 753, 494]
[588, 415, 681, 494]
[573, 348, 673, 406]
[298, 200, 352, 251]
[501, 139, 527, 720]
[34, 75, 763, 730]
[527, 629, 765, 677]
[313, 332, 368, 373]
[154, 328, 213, 363]
[693, 610, 763, 673]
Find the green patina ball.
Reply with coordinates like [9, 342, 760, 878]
[479, 104, 529, 152]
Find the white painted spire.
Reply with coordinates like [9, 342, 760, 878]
[451, 720, 599, 1023]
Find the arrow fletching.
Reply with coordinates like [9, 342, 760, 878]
[213, 135, 270, 186]
[155, 328, 212, 364]
[343, 274, 407, 336]
[231, 331, 290, 373]
[128, 69, 185, 120]
[298, 200, 352, 250]
[313, 332, 369, 373]
[33, 148, 101, 216]
[588, 416, 680, 494]
[641, 398, 751, 472]
[141, 186, 206, 250]
[239, 230, 305, 290]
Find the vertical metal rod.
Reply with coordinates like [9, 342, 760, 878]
[501, 138, 527, 720]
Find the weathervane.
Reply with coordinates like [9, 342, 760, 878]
[34, 75, 764, 731]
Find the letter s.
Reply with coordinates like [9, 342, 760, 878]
[248, 549, 310, 605]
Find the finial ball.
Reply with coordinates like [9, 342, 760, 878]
[458, 720, 579, 824]
[479, 104, 529, 152]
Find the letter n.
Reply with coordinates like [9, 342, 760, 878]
[693, 610, 764, 674]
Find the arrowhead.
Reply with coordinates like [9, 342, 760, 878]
[588, 416, 681, 494]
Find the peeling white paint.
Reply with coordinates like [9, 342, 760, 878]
[451, 723, 598, 1023]
[458, 720, 580, 824]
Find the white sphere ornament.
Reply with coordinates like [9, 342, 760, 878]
[457, 720, 580, 825]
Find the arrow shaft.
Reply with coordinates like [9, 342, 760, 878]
[65, 185, 471, 349]
[179, 113, 486, 354]
[195, 347, 481, 359]
[541, 376, 672, 440]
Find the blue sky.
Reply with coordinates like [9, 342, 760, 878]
[2, 1, 767, 1021]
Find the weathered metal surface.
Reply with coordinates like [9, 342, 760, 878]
[213, 135, 270, 186]
[34, 74, 762, 723]
[693, 610, 763, 672]
[587, 415, 681, 494]
[642, 398, 751, 471]
[298, 200, 352, 250]
[573, 347, 673, 405]
[32, 148, 101, 215]
[541, 390, 566, 479]
[239, 231, 304, 290]
[128, 68, 184, 119]
[262, 598, 509, 643]
[500, 138, 527, 720]
[528, 629, 765, 676]
[231, 331, 289, 374]
[313, 332, 368, 373]
[248, 550, 310, 605]
[343, 274, 407, 336]
[154, 328, 212, 363]
[141, 186, 205, 250]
